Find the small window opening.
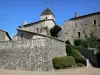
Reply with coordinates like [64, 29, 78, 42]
[46, 17, 47, 19]
[94, 20, 96, 25]
[36, 28, 39, 33]
[78, 32, 80, 38]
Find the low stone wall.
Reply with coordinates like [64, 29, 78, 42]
[0, 37, 66, 71]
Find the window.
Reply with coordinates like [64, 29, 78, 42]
[36, 28, 39, 33]
[94, 20, 96, 25]
[46, 17, 47, 19]
[78, 32, 80, 38]
[21, 33, 24, 38]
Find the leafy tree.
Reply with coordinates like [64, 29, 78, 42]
[50, 25, 62, 37]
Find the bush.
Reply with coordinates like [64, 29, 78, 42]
[71, 48, 86, 65]
[74, 39, 82, 46]
[74, 39, 88, 48]
[75, 57, 86, 66]
[67, 48, 86, 66]
[50, 25, 62, 37]
[52, 56, 75, 69]
[70, 48, 82, 58]
[66, 44, 72, 56]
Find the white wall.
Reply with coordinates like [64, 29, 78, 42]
[40, 15, 55, 21]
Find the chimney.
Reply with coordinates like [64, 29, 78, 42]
[75, 12, 79, 18]
[24, 20, 27, 25]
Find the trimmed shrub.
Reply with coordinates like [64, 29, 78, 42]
[67, 48, 86, 66]
[71, 48, 86, 65]
[52, 56, 75, 69]
[75, 57, 86, 66]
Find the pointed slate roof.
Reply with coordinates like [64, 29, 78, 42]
[40, 8, 55, 17]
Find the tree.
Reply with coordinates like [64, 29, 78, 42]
[50, 25, 62, 37]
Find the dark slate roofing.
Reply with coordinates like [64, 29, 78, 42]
[69, 12, 100, 20]
[40, 7, 55, 17]
[18, 19, 56, 28]
[0, 29, 11, 40]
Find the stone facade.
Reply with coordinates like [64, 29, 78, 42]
[58, 12, 100, 44]
[18, 19, 55, 35]
[16, 7, 56, 40]
[13, 29, 45, 41]
[0, 37, 66, 71]
[40, 15, 55, 21]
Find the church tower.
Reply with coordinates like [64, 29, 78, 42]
[40, 7, 55, 21]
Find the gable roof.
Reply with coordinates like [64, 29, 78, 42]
[0, 29, 11, 40]
[69, 12, 100, 20]
[18, 19, 56, 28]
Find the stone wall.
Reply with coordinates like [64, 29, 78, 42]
[0, 37, 66, 71]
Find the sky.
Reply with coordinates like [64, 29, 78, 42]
[0, 0, 100, 37]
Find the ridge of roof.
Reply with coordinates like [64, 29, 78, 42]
[69, 11, 100, 20]
[18, 19, 56, 28]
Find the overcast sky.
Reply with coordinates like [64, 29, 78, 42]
[0, 0, 100, 37]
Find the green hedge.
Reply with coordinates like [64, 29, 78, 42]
[69, 48, 86, 66]
[52, 56, 75, 69]
[66, 45, 86, 66]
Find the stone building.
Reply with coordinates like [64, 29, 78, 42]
[0, 8, 66, 71]
[58, 12, 100, 44]
[0, 7, 100, 71]
[0, 30, 11, 41]
[13, 7, 56, 41]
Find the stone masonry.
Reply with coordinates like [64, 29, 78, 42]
[58, 12, 100, 44]
[0, 37, 66, 71]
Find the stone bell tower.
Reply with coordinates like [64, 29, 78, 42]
[40, 7, 55, 21]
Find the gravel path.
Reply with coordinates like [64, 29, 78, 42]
[0, 67, 100, 75]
